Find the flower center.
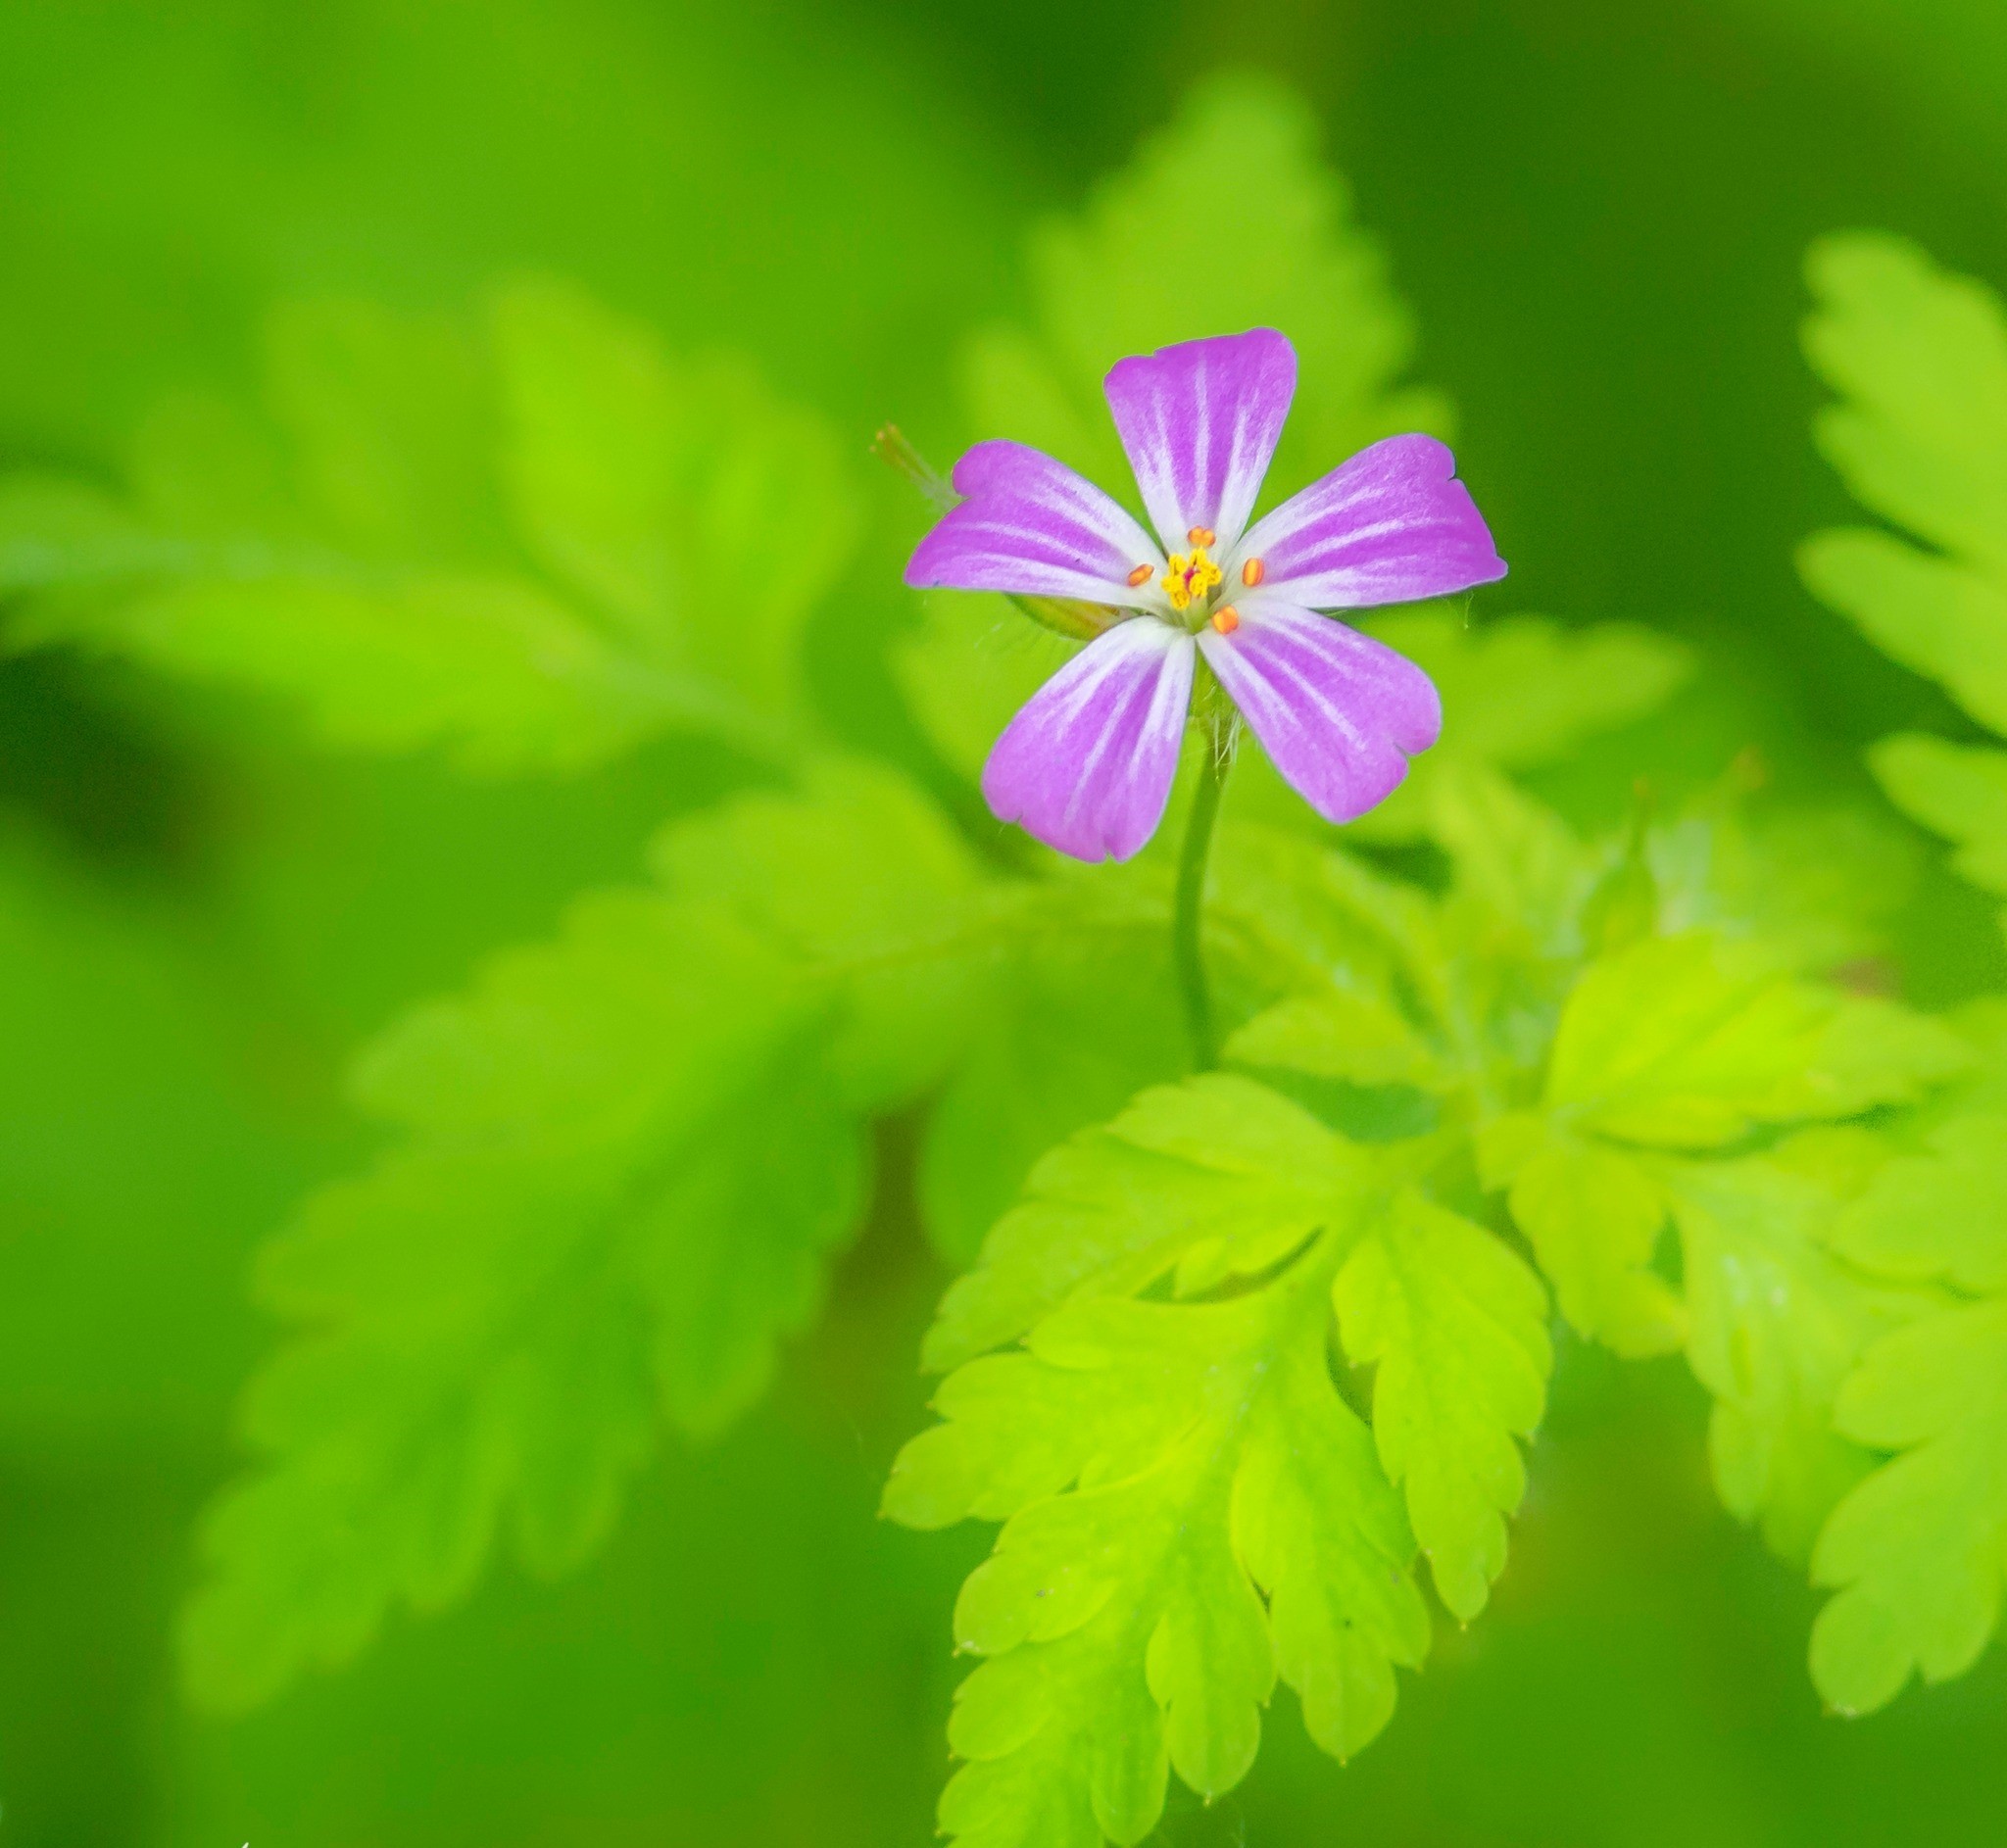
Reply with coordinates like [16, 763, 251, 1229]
[1162, 542, 1222, 613]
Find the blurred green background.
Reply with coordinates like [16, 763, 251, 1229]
[3, 1, 2005, 1842]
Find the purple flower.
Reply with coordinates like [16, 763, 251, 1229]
[906, 329, 1506, 861]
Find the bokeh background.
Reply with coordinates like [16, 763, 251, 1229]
[3, 1, 2005, 1842]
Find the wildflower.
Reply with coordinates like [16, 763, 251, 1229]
[906, 329, 1506, 860]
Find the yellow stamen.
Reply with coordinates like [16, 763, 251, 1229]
[1188, 525, 1216, 548]
[1126, 562, 1153, 587]
[1211, 605, 1240, 635]
[1242, 557, 1265, 587]
[1161, 547, 1222, 613]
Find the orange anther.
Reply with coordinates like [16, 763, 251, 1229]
[1126, 562, 1153, 587]
[1242, 557, 1265, 587]
[1188, 526, 1216, 548]
[1210, 605, 1240, 635]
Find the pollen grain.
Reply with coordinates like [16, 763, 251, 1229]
[1187, 525, 1216, 547]
[1242, 558, 1265, 587]
[1126, 562, 1153, 587]
[1210, 605, 1240, 635]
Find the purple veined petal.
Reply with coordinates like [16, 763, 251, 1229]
[1228, 434, 1507, 609]
[1103, 330, 1297, 556]
[1198, 598, 1442, 825]
[905, 439, 1166, 608]
[981, 616, 1197, 862]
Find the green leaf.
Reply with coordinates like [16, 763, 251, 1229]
[1810, 1298, 2007, 1714]
[1542, 931, 1968, 1148]
[0, 475, 192, 591]
[3, 288, 852, 772]
[1800, 526, 2007, 736]
[889, 1077, 1536, 1846]
[1868, 733, 2007, 898]
[920, 1074, 1367, 1378]
[1477, 1116, 1686, 1358]
[180, 762, 991, 1711]
[1670, 1137, 1935, 1562]
[493, 279, 857, 717]
[1650, 797, 1925, 973]
[1333, 1190, 1550, 1618]
[1807, 1069, 2007, 1712]
[1484, 931, 1965, 1360]
[20, 570, 730, 775]
[1799, 232, 2007, 927]
[1832, 1107, 2007, 1290]
[1226, 989, 1447, 1092]
[1804, 233, 2007, 595]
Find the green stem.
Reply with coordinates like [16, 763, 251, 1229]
[1173, 725, 1232, 1072]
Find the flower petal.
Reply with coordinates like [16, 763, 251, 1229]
[982, 617, 1196, 862]
[1103, 330, 1296, 556]
[1198, 599, 1441, 824]
[906, 440, 1164, 607]
[1230, 434, 1506, 608]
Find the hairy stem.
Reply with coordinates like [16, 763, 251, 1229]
[1173, 723, 1233, 1072]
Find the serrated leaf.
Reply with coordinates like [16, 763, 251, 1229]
[1810, 1298, 2007, 1714]
[1831, 1107, 2007, 1290]
[1486, 931, 1966, 1365]
[1671, 1138, 1936, 1562]
[1800, 527, 2007, 737]
[1225, 990, 1446, 1092]
[493, 279, 857, 716]
[1804, 232, 2007, 592]
[22, 570, 729, 775]
[921, 1075, 1365, 1377]
[3, 287, 850, 772]
[1543, 931, 1968, 1148]
[182, 762, 991, 1711]
[1477, 1115, 1686, 1358]
[1868, 733, 2007, 898]
[888, 1076, 1441, 1847]
[1333, 1190, 1550, 1618]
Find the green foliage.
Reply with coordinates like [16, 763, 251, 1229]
[7, 23, 2006, 1840]
[1788, 1016, 2007, 1713]
[887, 1077, 1534, 1846]
[180, 762, 992, 1710]
[1788, 229, 2007, 1714]
[890, 705, 1977, 1841]
[1800, 232, 2007, 917]
[1868, 732, 2007, 897]
[0, 285, 856, 773]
